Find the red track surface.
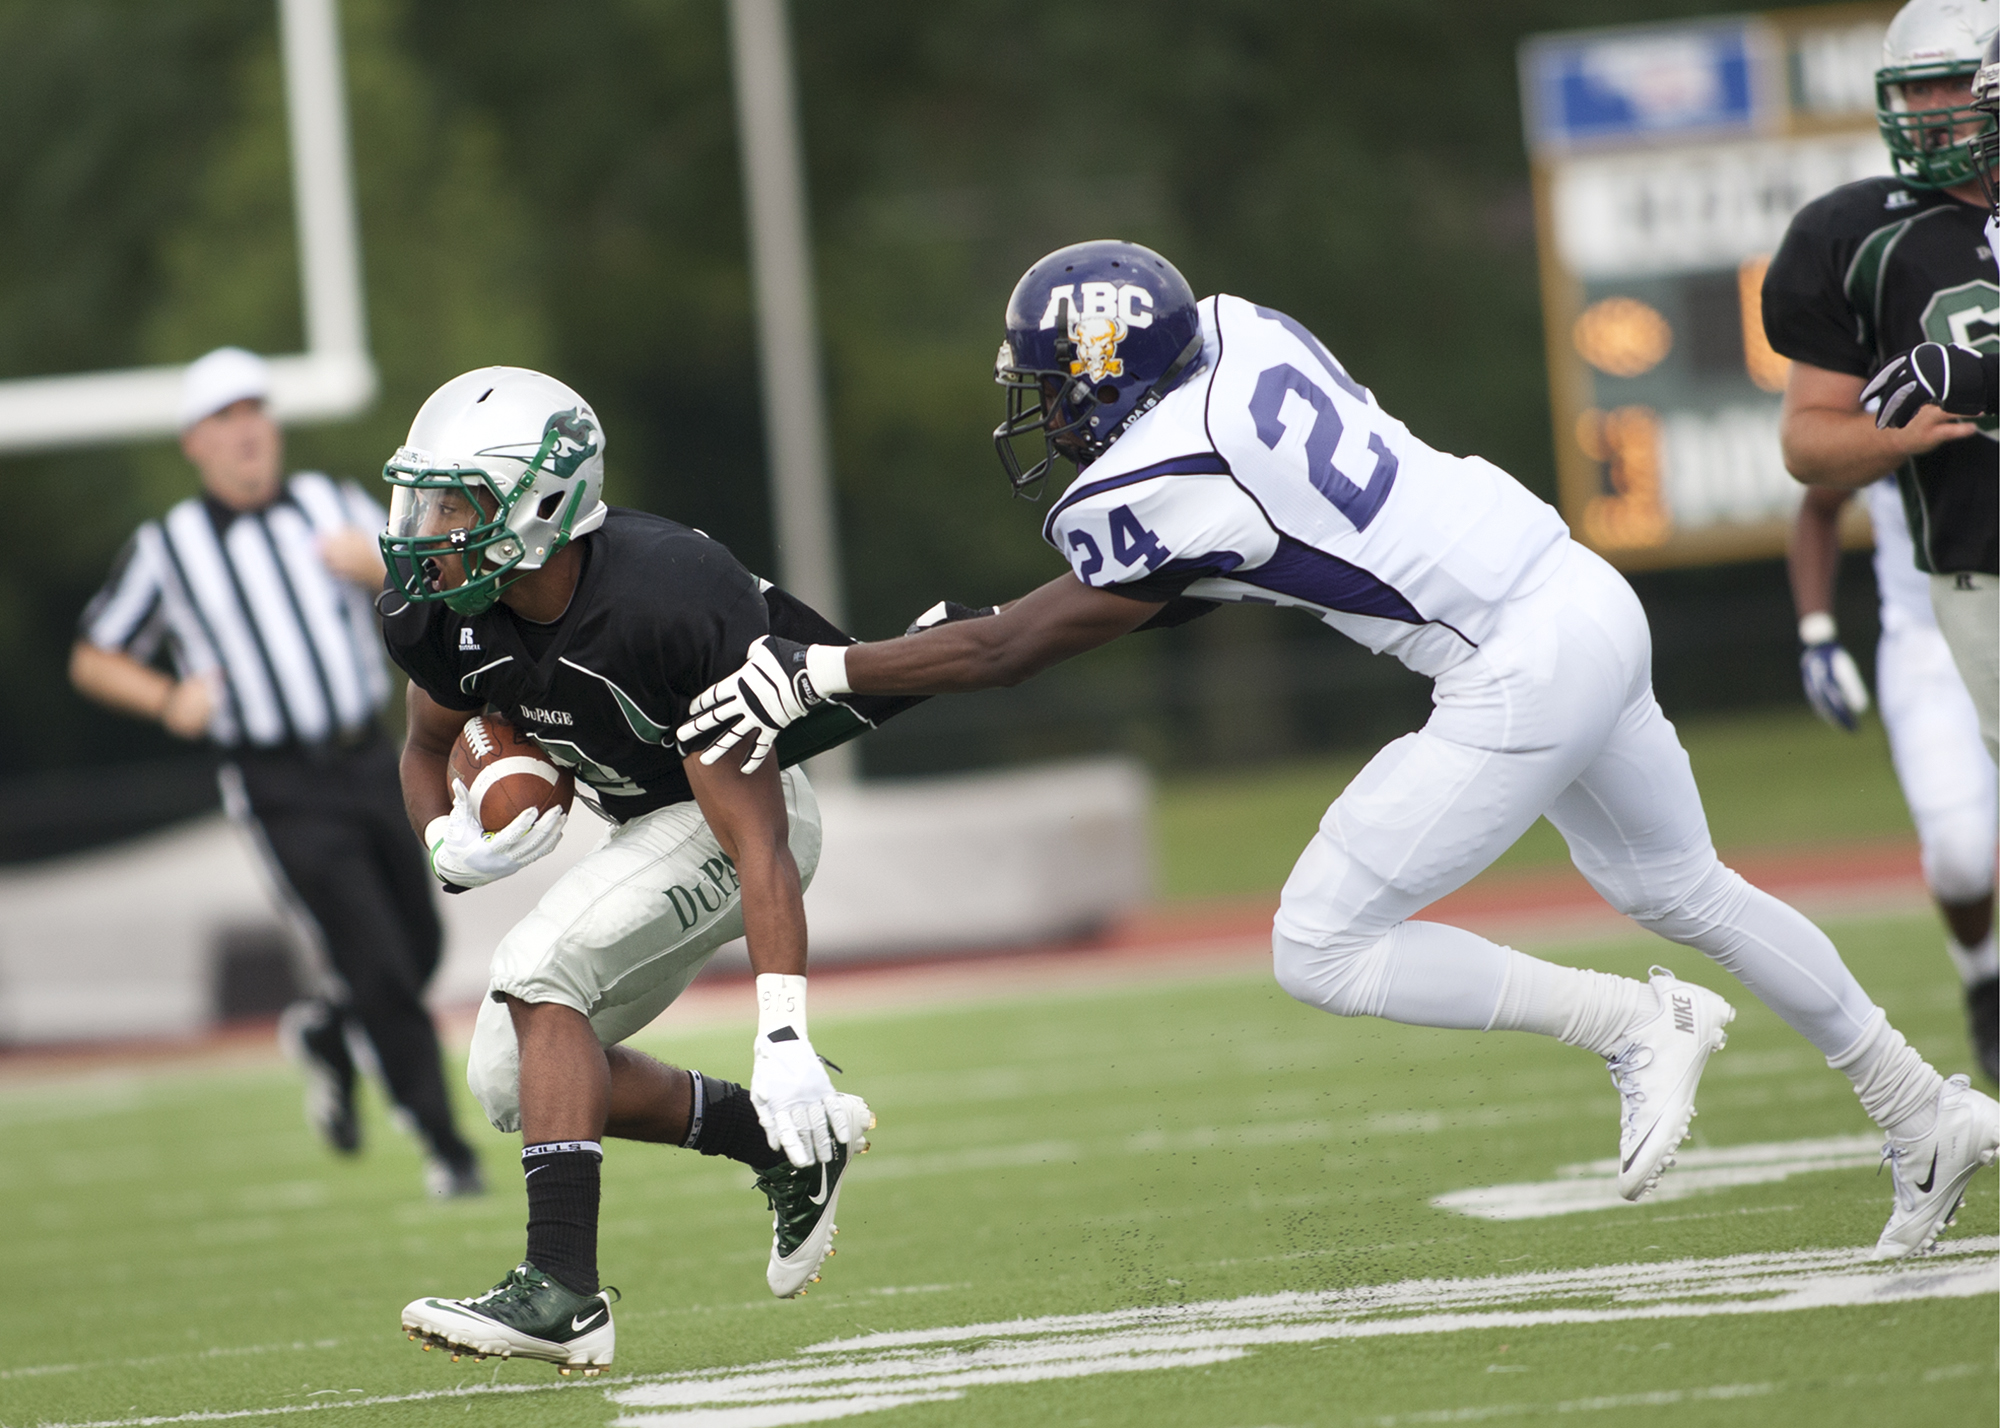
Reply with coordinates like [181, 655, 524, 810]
[0, 836, 1931, 1076]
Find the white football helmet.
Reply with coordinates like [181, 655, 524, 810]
[1876, 0, 1998, 188]
[380, 367, 608, 615]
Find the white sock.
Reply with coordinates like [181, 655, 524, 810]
[1947, 930, 1998, 987]
[1829, 1011, 1945, 1140]
[1486, 948, 1653, 1059]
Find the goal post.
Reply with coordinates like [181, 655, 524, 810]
[0, 0, 375, 455]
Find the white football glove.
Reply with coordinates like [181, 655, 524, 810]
[425, 779, 566, 890]
[678, 635, 823, 774]
[1798, 615, 1869, 733]
[748, 974, 865, 1167]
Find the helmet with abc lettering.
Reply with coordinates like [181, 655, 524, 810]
[1874, 0, 1998, 189]
[993, 240, 1204, 497]
[380, 367, 608, 616]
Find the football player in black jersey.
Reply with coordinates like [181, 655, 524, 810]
[1765, 0, 1998, 763]
[1765, 0, 1999, 1085]
[376, 368, 909, 1374]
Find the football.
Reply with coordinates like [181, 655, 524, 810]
[446, 713, 575, 833]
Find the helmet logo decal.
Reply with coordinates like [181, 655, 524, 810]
[1037, 281, 1155, 331]
[1070, 315, 1127, 382]
[543, 408, 599, 478]
[1032, 284, 1160, 384]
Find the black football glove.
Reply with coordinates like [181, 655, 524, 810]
[1861, 342, 1998, 429]
[904, 600, 999, 636]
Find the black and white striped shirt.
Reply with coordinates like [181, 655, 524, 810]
[80, 473, 392, 749]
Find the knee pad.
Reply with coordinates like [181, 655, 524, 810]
[1273, 928, 1393, 1018]
[465, 995, 522, 1134]
[1919, 814, 1998, 906]
[1624, 858, 1751, 944]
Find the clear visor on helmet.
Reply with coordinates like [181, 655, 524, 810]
[386, 479, 491, 546]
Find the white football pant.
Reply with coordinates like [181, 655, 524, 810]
[1273, 541, 1879, 1061]
[467, 767, 821, 1132]
[1928, 571, 1999, 768]
[1876, 616, 1997, 910]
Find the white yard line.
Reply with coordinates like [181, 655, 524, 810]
[1432, 1134, 1886, 1220]
[597, 1238, 1997, 1427]
[23, 1246, 1994, 1428]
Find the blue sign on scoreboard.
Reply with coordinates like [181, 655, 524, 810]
[1521, 20, 1765, 154]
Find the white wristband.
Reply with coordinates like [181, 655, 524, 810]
[1799, 612, 1837, 646]
[756, 972, 809, 1042]
[804, 643, 853, 697]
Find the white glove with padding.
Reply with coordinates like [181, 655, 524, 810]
[680, 635, 849, 775]
[749, 974, 867, 1167]
[425, 778, 566, 890]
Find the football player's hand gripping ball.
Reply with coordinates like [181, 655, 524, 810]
[1861, 342, 1995, 429]
[1797, 614, 1870, 733]
[426, 779, 566, 890]
[679, 635, 822, 774]
[749, 975, 864, 1167]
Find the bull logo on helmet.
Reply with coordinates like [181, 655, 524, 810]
[1069, 315, 1126, 383]
[543, 408, 599, 478]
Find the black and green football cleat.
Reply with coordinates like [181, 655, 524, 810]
[401, 1262, 617, 1375]
[757, 1093, 874, 1298]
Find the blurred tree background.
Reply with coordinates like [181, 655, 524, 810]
[0, 0, 1882, 836]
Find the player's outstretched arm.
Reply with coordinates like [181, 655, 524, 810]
[1779, 359, 1979, 489]
[849, 572, 1165, 694]
[686, 744, 859, 1167]
[676, 574, 1164, 771]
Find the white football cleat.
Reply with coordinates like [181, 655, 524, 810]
[757, 1093, 873, 1299]
[1608, 967, 1735, 1201]
[1873, 1074, 2000, 1261]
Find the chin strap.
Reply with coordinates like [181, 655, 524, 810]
[1102, 334, 1205, 448]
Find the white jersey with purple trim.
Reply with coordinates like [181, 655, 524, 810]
[1042, 295, 1570, 676]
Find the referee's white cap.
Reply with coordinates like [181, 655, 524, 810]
[180, 347, 271, 429]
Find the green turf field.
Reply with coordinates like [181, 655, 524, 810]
[1155, 706, 1916, 900]
[4, 907, 1993, 1427]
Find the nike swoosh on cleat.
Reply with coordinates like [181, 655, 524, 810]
[1915, 1150, 1938, 1194]
[807, 1164, 830, 1206]
[571, 1310, 604, 1332]
[1622, 1122, 1660, 1173]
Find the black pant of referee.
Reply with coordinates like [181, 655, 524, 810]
[228, 730, 480, 1194]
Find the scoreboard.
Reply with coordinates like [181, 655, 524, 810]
[1521, 4, 1898, 568]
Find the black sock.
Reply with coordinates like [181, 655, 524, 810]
[683, 1071, 784, 1170]
[522, 1141, 601, 1296]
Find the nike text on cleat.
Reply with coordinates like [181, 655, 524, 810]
[1608, 967, 1735, 1202]
[400, 1262, 617, 1372]
[758, 1092, 873, 1298]
[1873, 1074, 2000, 1260]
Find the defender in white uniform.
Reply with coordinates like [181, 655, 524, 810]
[1790, 478, 1998, 1080]
[684, 242, 2000, 1260]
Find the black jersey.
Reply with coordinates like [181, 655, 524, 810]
[1762, 176, 1997, 576]
[381, 507, 920, 821]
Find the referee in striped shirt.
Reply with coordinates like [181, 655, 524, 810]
[70, 347, 481, 1197]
